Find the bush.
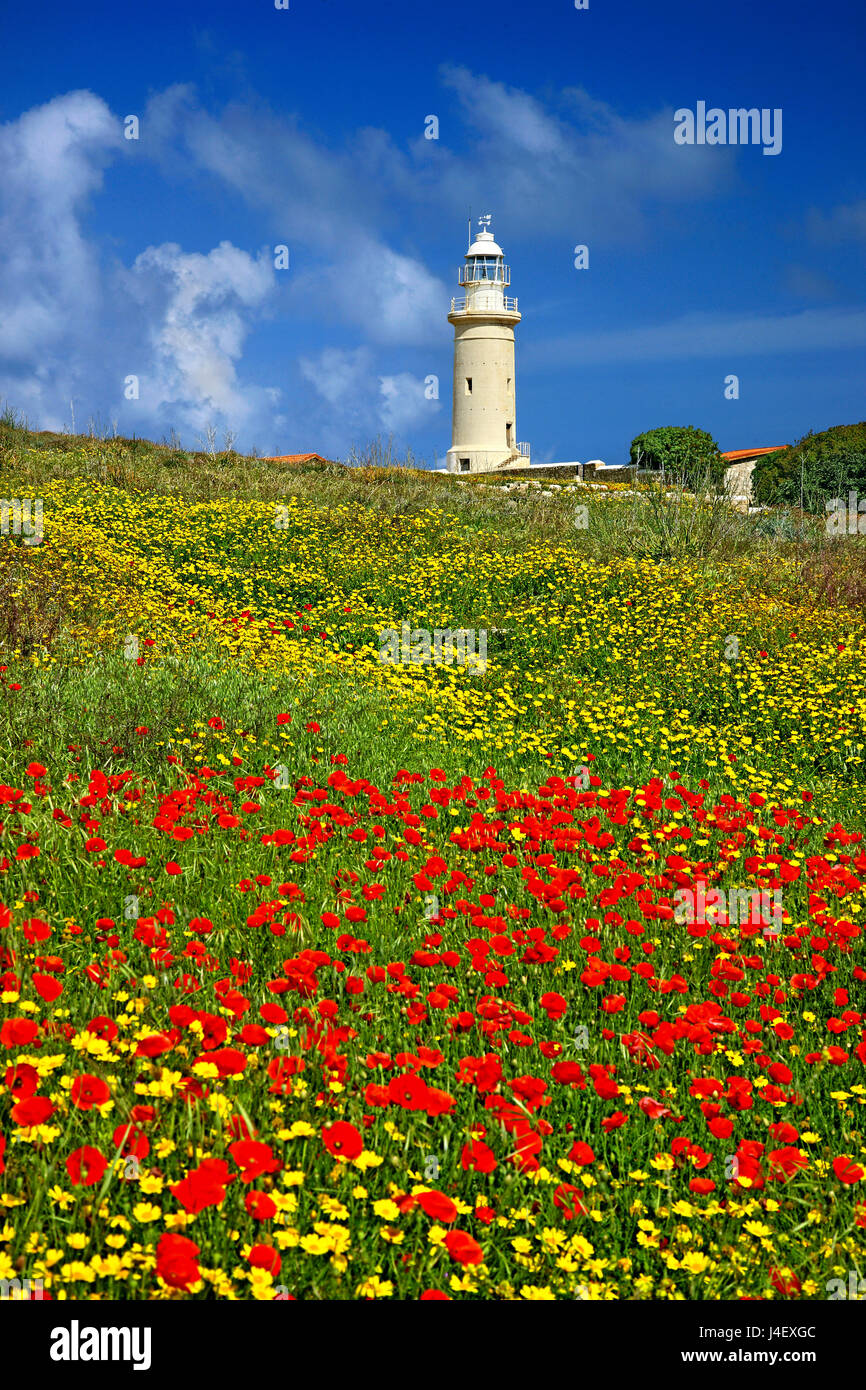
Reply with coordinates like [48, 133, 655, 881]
[629, 425, 725, 491]
[752, 422, 866, 510]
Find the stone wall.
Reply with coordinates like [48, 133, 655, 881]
[475, 462, 637, 483]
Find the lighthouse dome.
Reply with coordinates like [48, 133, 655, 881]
[466, 230, 504, 257]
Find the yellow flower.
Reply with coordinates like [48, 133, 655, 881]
[90, 1254, 128, 1279]
[131, 1203, 162, 1223]
[286, 1121, 316, 1138]
[299, 1234, 331, 1256]
[372, 1199, 400, 1222]
[743, 1221, 772, 1238]
[356, 1276, 393, 1299]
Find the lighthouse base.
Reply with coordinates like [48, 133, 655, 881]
[446, 448, 529, 475]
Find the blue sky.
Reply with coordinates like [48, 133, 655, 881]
[1, 0, 864, 463]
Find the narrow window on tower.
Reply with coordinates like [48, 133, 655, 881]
[465, 377, 472, 395]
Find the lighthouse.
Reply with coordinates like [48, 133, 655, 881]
[445, 215, 529, 474]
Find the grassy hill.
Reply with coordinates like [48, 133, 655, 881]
[0, 413, 864, 1302]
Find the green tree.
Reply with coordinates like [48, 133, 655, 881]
[752, 422, 866, 510]
[629, 425, 725, 491]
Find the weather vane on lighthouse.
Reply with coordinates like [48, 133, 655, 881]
[446, 215, 529, 474]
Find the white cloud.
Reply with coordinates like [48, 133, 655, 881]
[298, 348, 438, 452]
[0, 91, 120, 416]
[435, 67, 733, 242]
[0, 90, 282, 443]
[379, 371, 439, 434]
[121, 240, 277, 431]
[290, 236, 445, 347]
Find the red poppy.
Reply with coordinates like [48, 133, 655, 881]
[424, 1086, 457, 1118]
[551, 1060, 586, 1087]
[4, 1063, 39, 1099]
[568, 1141, 596, 1166]
[156, 1231, 201, 1290]
[171, 1157, 233, 1212]
[135, 1033, 176, 1058]
[230, 1139, 281, 1182]
[12, 1095, 54, 1127]
[387, 1072, 430, 1110]
[0, 1018, 39, 1048]
[245, 1190, 277, 1220]
[461, 1139, 497, 1173]
[416, 1189, 458, 1223]
[70, 1074, 111, 1110]
[689, 1177, 717, 1194]
[85, 1016, 119, 1041]
[321, 1121, 363, 1161]
[249, 1244, 281, 1275]
[112, 1123, 150, 1161]
[767, 1062, 793, 1084]
[444, 1230, 484, 1266]
[66, 1146, 108, 1187]
[833, 1155, 865, 1185]
[769, 1267, 802, 1297]
[553, 1183, 587, 1220]
[602, 1111, 628, 1132]
[32, 973, 63, 1003]
[767, 1147, 809, 1181]
[539, 992, 567, 1020]
[197, 1047, 247, 1077]
[130, 1104, 156, 1124]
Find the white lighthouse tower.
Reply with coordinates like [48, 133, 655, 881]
[445, 215, 529, 474]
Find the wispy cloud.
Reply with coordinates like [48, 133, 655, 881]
[806, 199, 866, 244]
[528, 306, 866, 368]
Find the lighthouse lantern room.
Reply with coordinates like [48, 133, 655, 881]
[446, 215, 529, 474]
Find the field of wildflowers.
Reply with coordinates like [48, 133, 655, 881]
[1, 439, 865, 1302]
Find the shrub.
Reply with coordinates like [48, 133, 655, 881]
[752, 422, 866, 510]
[629, 426, 725, 491]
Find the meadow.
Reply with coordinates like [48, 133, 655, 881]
[0, 421, 864, 1300]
